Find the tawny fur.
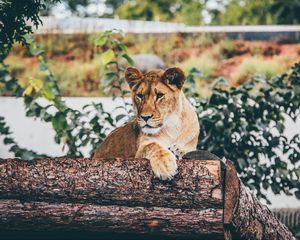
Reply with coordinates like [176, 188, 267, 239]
[93, 67, 199, 180]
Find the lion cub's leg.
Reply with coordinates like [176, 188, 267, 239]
[136, 142, 178, 180]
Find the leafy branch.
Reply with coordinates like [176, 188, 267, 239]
[95, 30, 134, 123]
[1, 36, 115, 158]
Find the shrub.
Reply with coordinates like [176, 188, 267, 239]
[197, 64, 300, 201]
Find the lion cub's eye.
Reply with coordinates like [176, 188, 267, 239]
[156, 92, 164, 100]
[137, 93, 144, 99]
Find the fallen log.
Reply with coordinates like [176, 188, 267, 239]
[0, 157, 223, 209]
[0, 152, 296, 239]
[0, 156, 224, 239]
[0, 199, 222, 238]
[224, 160, 296, 240]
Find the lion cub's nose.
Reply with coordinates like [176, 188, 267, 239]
[141, 115, 153, 122]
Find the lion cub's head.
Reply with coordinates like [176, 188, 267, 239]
[125, 67, 185, 135]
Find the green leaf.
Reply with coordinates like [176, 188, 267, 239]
[271, 183, 281, 194]
[116, 114, 127, 122]
[52, 113, 67, 131]
[105, 116, 115, 126]
[237, 158, 247, 170]
[122, 89, 131, 95]
[95, 35, 108, 46]
[105, 72, 118, 79]
[262, 180, 270, 190]
[103, 72, 118, 87]
[4, 137, 14, 144]
[117, 42, 127, 51]
[101, 49, 115, 65]
[122, 53, 134, 65]
[210, 77, 229, 89]
[105, 60, 118, 66]
[42, 88, 55, 100]
[188, 67, 203, 77]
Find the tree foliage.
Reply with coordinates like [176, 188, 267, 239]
[0, 0, 60, 62]
[116, 0, 171, 22]
[212, 0, 300, 25]
[42, 0, 204, 25]
[196, 69, 300, 201]
[115, 0, 203, 25]
[41, 0, 118, 18]
[114, 0, 300, 26]
[39, 0, 300, 25]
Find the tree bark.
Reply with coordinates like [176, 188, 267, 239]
[224, 160, 296, 240]
[0, 154, 296, 239]
[0, 157, 223, 209]
[0, 199, 222, 239]
[0, 157, 223, 239]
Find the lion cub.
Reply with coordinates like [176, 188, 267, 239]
[93, 67, 199, 180]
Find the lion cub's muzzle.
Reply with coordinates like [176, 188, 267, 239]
[139, 114, 155, 128]
[141, 115, 153, 122]
[138, 115, 163, 134]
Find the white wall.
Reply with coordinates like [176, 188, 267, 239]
[36, 17, 300, 34]
[0, 97, 125, 158]
[0, 96, 299, 208]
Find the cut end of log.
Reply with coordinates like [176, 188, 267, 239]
[223, 159, 240, 224]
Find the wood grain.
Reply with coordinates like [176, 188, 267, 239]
[0, 157, 223, 209]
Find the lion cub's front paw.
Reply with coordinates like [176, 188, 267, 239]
[150, 151, 178, 180]
[168, 144, 186, 160]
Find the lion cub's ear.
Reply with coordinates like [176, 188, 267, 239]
[125, 67, 143, 89]
[162, 67, 185, 89]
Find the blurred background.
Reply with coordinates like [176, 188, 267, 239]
[0, 0, 300, 236]
[4, 0, 300, 97]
